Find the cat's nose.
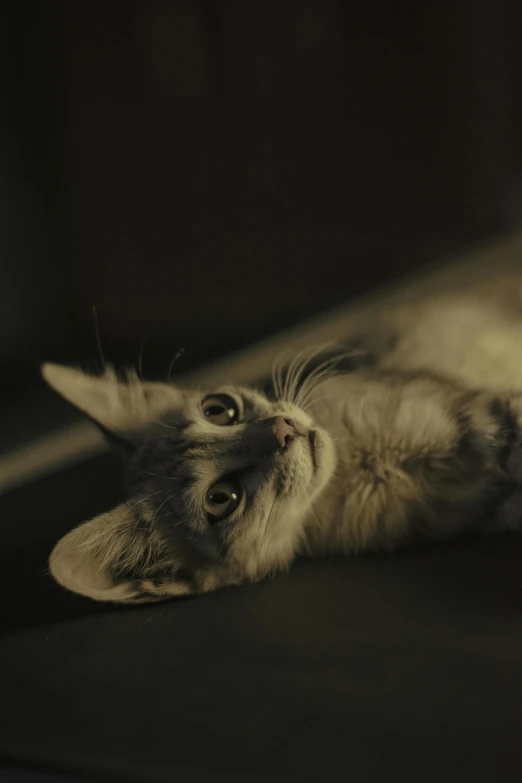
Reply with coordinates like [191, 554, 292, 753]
[273, 416, 297, 448]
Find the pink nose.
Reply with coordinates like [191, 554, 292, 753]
[273, 416, 297, 448]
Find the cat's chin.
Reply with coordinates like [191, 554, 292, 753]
[278, 404, 336, 492]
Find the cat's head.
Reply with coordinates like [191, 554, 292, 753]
[42, 362, 336, 604]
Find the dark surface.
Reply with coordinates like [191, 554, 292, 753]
[1, 452, 522, 783]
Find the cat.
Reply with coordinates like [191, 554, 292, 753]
[42, 293, 522, 604]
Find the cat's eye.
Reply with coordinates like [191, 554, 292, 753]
[205, 480, 242, 521]
[201, 393, 240, 425]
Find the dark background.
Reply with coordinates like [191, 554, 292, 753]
[2, 0, 522, 403]
[2, 5, 522, 782]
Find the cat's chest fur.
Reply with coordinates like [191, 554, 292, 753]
[304, 371, 497, 555]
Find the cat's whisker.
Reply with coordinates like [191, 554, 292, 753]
[300, 528, 314, 558]
[271, 352, 283, 393]
[286, 349, 310, 402]
[167, 348, 185, 383]
[137, 317, 162, 381]
[284, 344, 328, 404]
[292, 357, 336, 406]
[91, 305, 107, 373]
[152, 419, 180, 431]
[274, 344, 315, 405]
[139, 469, 178, 481]
[300, 346, 360, 394]
[300, 394, 329, 413]
[299, 344, 342, 394]
[296, 361, 352, 410]
[277, 357, 288, 402]
[286, 344, 318, 402]
[271, 349, 293, 402]
[271, 367, 282, 403]
[295, 352, 351, 408]
[149, 492, 177, 530]
[258, 496, 278, 574]
[137, 338, 146, 383]
[306, 505, 325, 532]
[282, 348, 303, 403]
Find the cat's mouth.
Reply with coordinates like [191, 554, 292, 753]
[308, 430, 318, 471]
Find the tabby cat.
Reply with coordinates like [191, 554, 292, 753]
[43, 294, 522, 604]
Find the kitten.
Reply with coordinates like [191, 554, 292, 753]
[42, 296, 522, 604]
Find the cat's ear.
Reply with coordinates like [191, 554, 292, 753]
[48, 502, 194, 603]
[41, 363, 183, 433]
